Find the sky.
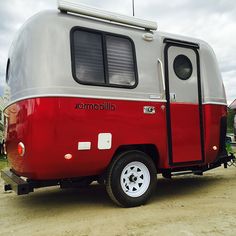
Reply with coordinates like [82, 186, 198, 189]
[0, 0, 235, 104]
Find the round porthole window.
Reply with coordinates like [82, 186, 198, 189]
[173, 54, 193, 80]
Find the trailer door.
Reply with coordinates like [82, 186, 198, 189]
[164, 39, 204, 165]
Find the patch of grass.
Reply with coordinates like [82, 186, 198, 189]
[0, 159, 8, 171]
[226, 143, 234, 154]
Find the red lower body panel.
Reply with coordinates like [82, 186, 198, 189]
[169, 103, 226, 166]
[5, 97, 167, 179]
[203, 104, 227, 164]
[170, 104, 202, 164]
[4, 97, 226, 180]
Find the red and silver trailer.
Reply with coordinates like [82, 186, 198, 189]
[1, 0, 235, 207]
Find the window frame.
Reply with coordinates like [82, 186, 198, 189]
[70, 26, 138, 89]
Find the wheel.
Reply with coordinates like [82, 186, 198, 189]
[106, 150, 157, 207]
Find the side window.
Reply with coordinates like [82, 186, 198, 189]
[71, 28, 137, 88]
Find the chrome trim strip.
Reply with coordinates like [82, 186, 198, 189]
[4, 94, 167, 110]
[157, 58, 165, 92]
[202, 102, 227, 106]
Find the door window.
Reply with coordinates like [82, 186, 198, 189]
[173, 54, 192, 80]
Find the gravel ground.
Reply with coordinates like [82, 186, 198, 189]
[0, 164, 236, 236]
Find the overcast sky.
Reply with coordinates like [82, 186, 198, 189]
[0, 0, 235, 104]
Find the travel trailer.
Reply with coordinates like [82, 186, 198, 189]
[1, 0, 235, 207]
[230, 99, 236, 140]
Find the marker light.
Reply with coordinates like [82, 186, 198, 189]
[64, 153, 72, 160]
[18, 142, 25, 157]
[213, 146, 218, 151]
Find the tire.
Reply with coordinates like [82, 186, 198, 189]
[106, 150, 157, 207]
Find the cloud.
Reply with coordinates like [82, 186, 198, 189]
[0, 0, 56, 80]
[132, 0, 236, 104]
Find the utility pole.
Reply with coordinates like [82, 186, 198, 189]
[132, 0, 135, 16]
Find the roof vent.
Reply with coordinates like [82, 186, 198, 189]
[58, 0, 157, 31]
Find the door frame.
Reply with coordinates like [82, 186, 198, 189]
[163, 38, 205, 166]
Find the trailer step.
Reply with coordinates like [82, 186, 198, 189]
[171, 170, 203, 177]
[162, 170, 203, 178]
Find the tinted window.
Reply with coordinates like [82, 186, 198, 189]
[72, 30, 105, 84]
[71, 28, 137, 88]
[106, 36, 136, 86]
[173, 55, 192, 80]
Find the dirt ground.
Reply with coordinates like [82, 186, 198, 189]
[0, 165, 236, 236]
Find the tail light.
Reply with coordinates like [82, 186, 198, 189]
[18, 142, 25, 157]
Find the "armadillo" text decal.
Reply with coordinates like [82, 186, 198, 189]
[75, 102, 116, 111]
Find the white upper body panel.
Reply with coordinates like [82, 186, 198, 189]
[7, 10, 227, 106]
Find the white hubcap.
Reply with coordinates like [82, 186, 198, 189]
[120, 161, 150, 197]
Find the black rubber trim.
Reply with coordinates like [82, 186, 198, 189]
[164, 38, 200, 49]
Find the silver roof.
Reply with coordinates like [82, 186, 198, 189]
[6, 10, 227, 107]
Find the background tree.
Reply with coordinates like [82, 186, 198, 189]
[227, 108, 235, 133]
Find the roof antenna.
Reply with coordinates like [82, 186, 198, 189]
[132, 0, 135, 16]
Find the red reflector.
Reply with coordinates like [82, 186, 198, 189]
[18, 142, 25, 157]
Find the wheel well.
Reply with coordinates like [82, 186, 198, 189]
[113, 144, 159, 170]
